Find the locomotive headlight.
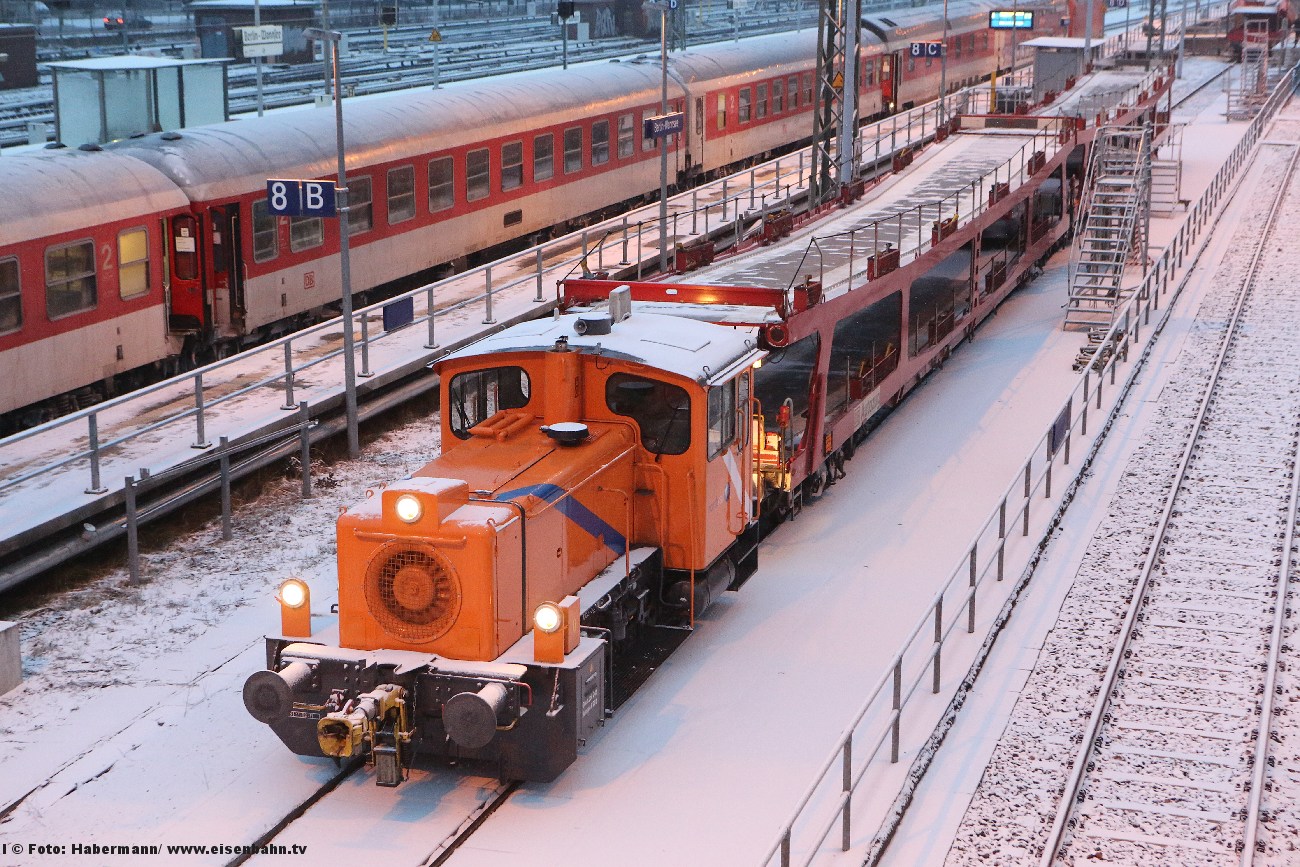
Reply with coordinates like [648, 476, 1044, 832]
[278, 578, 309, 609]
[276, 578, 312, 638]
[533, 602, 563, 634]
[394, 493, 424, 523]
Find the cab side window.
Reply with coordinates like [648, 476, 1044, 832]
[707, 379, 737, 459]
[606, 373, 691, 455]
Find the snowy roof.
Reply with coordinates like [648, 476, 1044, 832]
[1019, 37, 1097, 49]
[443, 310, 763, 385]
[47, 57, 230, 71]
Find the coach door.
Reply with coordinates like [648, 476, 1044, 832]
[880, 51, 902, 114]
[209, 204, 247, 331]
[167, 214, 205, 332]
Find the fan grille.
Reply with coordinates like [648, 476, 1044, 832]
[363, 542, 461, 642]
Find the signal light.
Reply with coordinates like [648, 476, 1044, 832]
[533, 596, 580, 663]
[277, 578, 312, 637]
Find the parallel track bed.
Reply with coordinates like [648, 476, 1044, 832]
[946, 125, 1300, 866]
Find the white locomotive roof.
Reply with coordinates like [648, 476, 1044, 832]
[444, 310, 762, 385]
[1, 149, 190, 245]
[105, 31, 818, 201]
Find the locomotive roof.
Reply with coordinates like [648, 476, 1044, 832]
[107, 31, 818, 202]
[443, 310, 762, 385]
[1, 149, 191, 245]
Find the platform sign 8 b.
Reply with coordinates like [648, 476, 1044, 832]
[267, 179, 337, 217]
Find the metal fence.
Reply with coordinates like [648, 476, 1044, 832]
[760, 55, 1300, 867]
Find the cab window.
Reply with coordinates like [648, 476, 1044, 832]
[606, 373, 691, 455]
[707, 380, 737, 459]
[448, 366, 531, 439]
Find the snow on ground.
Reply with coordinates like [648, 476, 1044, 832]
[907, 97, 1300, 867]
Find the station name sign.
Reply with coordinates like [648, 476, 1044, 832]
[237, 24, 284, 58]
[267, 179, 337, 217]
[989, 10, 1034, 28]
[644, 112, 685, 139]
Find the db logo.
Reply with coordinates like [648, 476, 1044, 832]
[304, 272, 316, 291]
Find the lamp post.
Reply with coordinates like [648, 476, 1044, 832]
[938, 0, 949, 124]
[659, 4, 670, 274]
[304, 26, 360, 457]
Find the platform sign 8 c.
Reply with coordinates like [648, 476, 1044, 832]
[267, 179, 338, 217]
[909, 41, 944, 57]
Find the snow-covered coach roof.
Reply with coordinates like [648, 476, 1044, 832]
[1, 149, 190, 246]
[108, 31, 819, 202]
[443, 310, 763, 385]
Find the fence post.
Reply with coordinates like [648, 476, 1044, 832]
[932, 597, 943, 693]
[997, 499, 1007, 581]
[620, 217, 630, 264]
[968, 544, 978, 632]
[193, 374, 210, 449]
[359, 315, 372, 378]
[841, 738, 853, 851]
[535, 248, 546, 303]
[125, 475, 140, 585]
[426, 286, 439, 348]
[220, 436, 233, 542]
[299, 401, 313, 499]
[483, 265, 496, 324]
[86, 412, 107, 494]
[692, 190, 699, 234]
[282, 342, 296, 409]
[750, 168, 757, 207]
[1022, 459, 1032, 536]
[890, 661, 902, 762]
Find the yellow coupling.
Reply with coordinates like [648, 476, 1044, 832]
[317, 684, 408, 759]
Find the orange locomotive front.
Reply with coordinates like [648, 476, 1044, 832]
[244, 289, 763, 782]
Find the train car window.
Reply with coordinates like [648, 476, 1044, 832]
[429, 156, 455, 212]
[117, 227, 149, 299]
[865, 60, 875, 86]
[501, 141, 524, 191]
[738, 87, 751, 123]
[251, 200, 279, 262]
[448, 366, 531, 439]
[466, 149, 490, 202]
[289, 216, 323, 252]
[617, 113, 634, 159]
[981, 32, 988, 50]
[788, 76, 799, 109]
[0, 257, 20, 335]
[348, 176, 373, 235]
[803, 73, 813, 106]
[756, 84, 768, 119]
[954, 34, 961, 56]
[772, 78, 784, 113]
[706, 379, 737, 460]
[564, 127, 583, 174]
[717, 93, 727, 130]
[387, 165, 416, 224]
[907, 54, 915, 73]
[591, 120, 610, 166]
[533, 134, 555, 181]
[606, 373, 691, 456]
[44, 240, 97, 319]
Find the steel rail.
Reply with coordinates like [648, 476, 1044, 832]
[1036, 143, 1300, 866]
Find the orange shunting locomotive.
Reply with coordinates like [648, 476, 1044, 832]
[244, 288, 763, 782]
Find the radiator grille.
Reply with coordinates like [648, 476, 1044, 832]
[363, 542, 461, 642]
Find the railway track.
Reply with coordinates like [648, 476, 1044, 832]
[1038, 142, 1300, 864]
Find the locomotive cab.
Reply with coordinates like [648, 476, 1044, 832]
[245, 289, 764, 782]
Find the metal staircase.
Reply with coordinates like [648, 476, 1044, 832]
[1064, 126, 1152, 330]
[1227, 19, 1272, 120]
